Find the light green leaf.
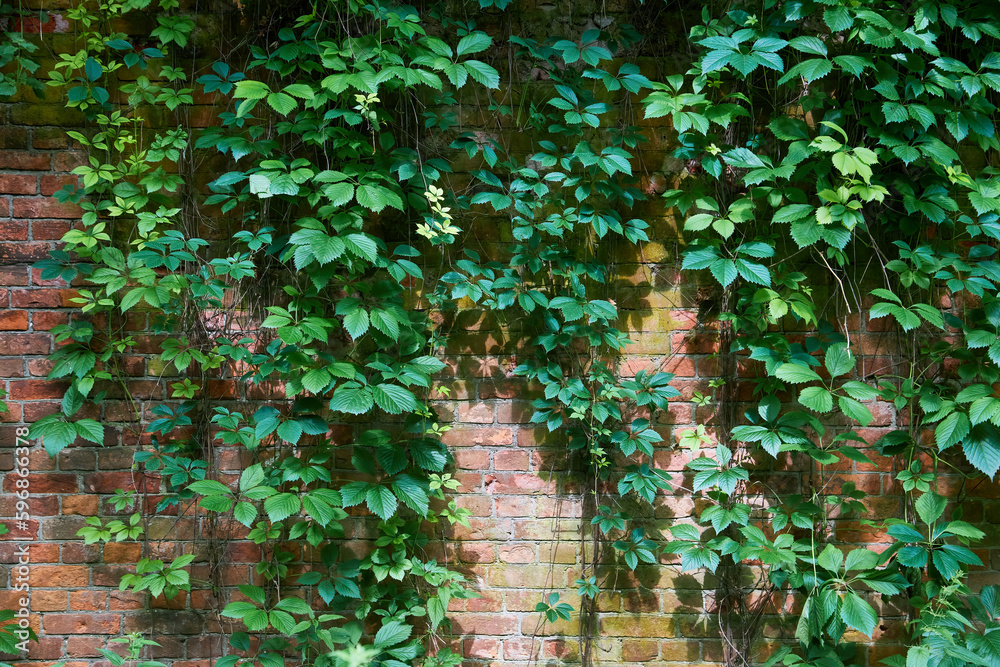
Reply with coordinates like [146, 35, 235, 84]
[775, 363, 822, 383]
[799, 386, 834, 412]
[824, 343, 854, 377]
[342, 308, 370, 339]
[266, 92, 297, 115]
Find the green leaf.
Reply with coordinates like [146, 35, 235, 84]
[234, 501, 257, 527]
[374, 620, 412, 647]
[915, 492, 947, 525]
[835, 445, 875, 466]
[963, 424, 1000, 477]
[824, 343, 854, 377]
[75, 419, 104, 444]
[844, 548, 879, 572]
[234, 80, 271, 99]
[330, 383, 374, 415]
[787, 36, 827, 56]
[277, 420, 302, 444]
[356, 185, 389, 212]
[342, 308, 370, 339]
[302, 368, 332, 394]
[188, 480, 232, 496]
[840, 592, 877, 637]
[799, 386, 834, 412]
[456, 32, 491, 56]
[841, 381, 879, 401]
[264, 493, 301, 522]
[283, 83, 314, 99]
[838, 396, 874, 426]
[773, 204, 814, 222]
[84, 57, 103, 82]
[345, 233, 379, 261]
[823, 6, 853, 31]
[728, 52, 759, 76]
[735, 259, 771, 285]
[779, 58, 833, 84]
[775, 363, 822, 383]
[817, 543, 843, 572]
[32, 418, 79, 456]
[266, 92, 297, 115]
[391, 474, 430, 516]
[936, 412, 970, 450]
[465, 60, 500, 88]
[275, 596, 313, 615]
[372, 384, 418, 414]
[365, 485, 397, 521]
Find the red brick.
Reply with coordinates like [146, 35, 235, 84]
[53, 151, 87, 171]
[498, 544, 536, 563]
[43, 613, 120, 634]
[29, 590, 67, 612]
[0, 221, 29, 240]
[8, 379, 66, 399]
[2, 473, 77, 493]
[0, 174, 37, 194]
[61, 495, 99, 515]
[32, 311, 69, 330]
[103, 543, 142, 563]
[64, 637, 105, 657]
[69, 590, 106, 611]
[455, 449, 490, 469]
[12, 197, 82, 218]
[0, 333, 50, 355]
[494, 450, 529, 470]
[31, 219, 71, 239]
[457, 401, 495, 423]
[441, 427, 513, 447]
[82, 471, 158, 493]
[0, 310, 28, 330]
[2, 151, 51, 170]
[0, 242, 51, 261]
[10, 289, 76, 308]
[33, 127, 70, 149]
[29, 565, 89, 587]
[0, 267, 29, 285]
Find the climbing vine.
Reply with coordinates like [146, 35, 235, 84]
[647, 1, 1000, 666]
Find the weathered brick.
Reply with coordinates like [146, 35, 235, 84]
[0, 150, 51, 170]
[0, 174, 37, 194]
[0, 242, 51, 261]
[12, 196, 82, 218]
[0, 333, 50, 355]
[30, 565, 89, 587]
[43, 613, 120, 635]
[0, 310, 28, 330]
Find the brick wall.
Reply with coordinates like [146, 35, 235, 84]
[2, 3, 999, 667]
